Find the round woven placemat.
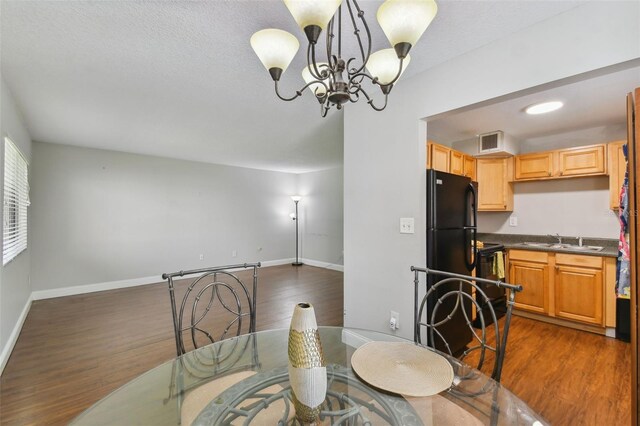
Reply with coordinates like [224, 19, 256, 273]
[351, 341, 454, 397]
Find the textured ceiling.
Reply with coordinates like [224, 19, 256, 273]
[1, 0, 581, 173]
[427, 65, 640, 144]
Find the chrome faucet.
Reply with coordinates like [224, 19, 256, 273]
[547, 233, 562, 245]
[577, 236, 583, 247]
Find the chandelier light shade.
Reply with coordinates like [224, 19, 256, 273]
[377, 0, 438, 49]
[250, 29, 300, 79]
[366, 49, 411, 86]
[251, 0, 438, 115]
[283, 0, 343, 33]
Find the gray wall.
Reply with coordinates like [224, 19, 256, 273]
[297, 167, 344, 266]
[30, 142, 345, 291]
[1, 77, 33, 361]
[343, 2, 640, 339]
[31, 142, 300, 290]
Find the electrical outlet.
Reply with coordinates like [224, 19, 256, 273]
[400, 218, 415, 234]
[232, 250, 237, 257]
[509, 216, 518, 227]
[199, 254, 204, 261]
[389, 310, 400, 330]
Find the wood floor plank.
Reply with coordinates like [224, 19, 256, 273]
[0, 264, 343, 425]
[0, 264, 631, 425]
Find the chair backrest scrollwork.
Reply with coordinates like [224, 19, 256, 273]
[163, 263, 261, 356]
[410, 266, 522, 382]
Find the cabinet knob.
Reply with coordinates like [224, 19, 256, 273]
[548, 171, 551, 176]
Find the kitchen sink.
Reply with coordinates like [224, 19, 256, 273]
[521, 242, 554, 247]
[519, 242, 603, 252]
[558, 244, 604, 252]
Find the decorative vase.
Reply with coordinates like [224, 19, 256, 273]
[288, 302, 327, 424]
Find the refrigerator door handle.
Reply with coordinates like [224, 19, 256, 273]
[465, 183, 478, 270]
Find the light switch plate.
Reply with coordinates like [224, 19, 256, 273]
[509, 216, 518, 227]
[400, 217, 415, 234]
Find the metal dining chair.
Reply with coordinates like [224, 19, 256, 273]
[410, 266, 522, 383]
[162, 262, 261, 356]
[162, 263, 261, 424]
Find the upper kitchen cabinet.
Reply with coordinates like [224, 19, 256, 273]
[427, 141, 450, 172]
[515, 152, 554, 180]
[426, 141, 472, 178]
[557, 144, 606, 177]
[513, 144, 607, 182]
[608, 140, 627, 209]
[463, 155, 476, 181]
[450, 150, 464, 175]
[476, 157, 514, 211]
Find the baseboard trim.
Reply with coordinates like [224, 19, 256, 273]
[30, 258, 299, 301]
[0, 294, 32, 376]
[31, 275, 163, 300]
[300, 258, 344, 272]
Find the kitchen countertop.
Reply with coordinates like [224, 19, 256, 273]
[477, 233, 618, 258]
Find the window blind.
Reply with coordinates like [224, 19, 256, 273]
[3, 137, 29, 265]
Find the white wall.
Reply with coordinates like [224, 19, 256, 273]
[30, 142, 300, 291]
[344, 2, 640, 339]
[297, 167, 344, 267]
[30, 142, 346, 292]
[0, 77, 33, 371]
[478, 177, 618, 238]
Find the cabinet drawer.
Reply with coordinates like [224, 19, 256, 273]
[555, 253, 602, 269]
[508, 249, 549, 263]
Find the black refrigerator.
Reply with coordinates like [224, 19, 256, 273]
[426, 169, 478, 354]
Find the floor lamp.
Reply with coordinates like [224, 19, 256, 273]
[291, 195, 303, 266]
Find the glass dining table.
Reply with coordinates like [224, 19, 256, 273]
[72, 327, 546, 425]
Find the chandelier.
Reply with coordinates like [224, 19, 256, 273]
[250, 0, 438, 116]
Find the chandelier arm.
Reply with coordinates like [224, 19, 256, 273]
[306, 43, 323, 81]
[360, 87, 389, 112]
[320, 101, 330, 118]
[274, 80, 329, 102]
[384, 57, 406, 87]
[337, 4, 342, 58]
[326, 17, 335, 69]
[345, 0, 365, 72]
[348, 71, 376, 86]
[346, 0, 372, 77]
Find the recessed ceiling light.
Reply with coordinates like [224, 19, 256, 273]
[525, 101, 564, 115]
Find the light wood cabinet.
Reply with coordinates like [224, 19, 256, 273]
[515, 152, 554, 180]
[429, 142, 450, 172]
[608, 141, 626, 210]
[557, 144, 606, 177]
[509, 255, 549, 314]
[513, 143, 607, 182]
[426, 141, 474, 179]
[476, 158, 513, 211]
[554, 254, 603, 326]
[463, 155, 476, 181]
[450, 150, 464, 175]
[508, 249, 607, 330]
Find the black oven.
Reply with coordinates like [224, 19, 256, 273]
[473, 243, 506, 328]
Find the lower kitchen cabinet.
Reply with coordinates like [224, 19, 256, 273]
[508, 250, 549, 314]
[508, 249, 607, 330]
[554, 264, 603, 325]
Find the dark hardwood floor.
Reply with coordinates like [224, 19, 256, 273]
[0, 264, 344, 425]
[0, 265, 631, 425]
